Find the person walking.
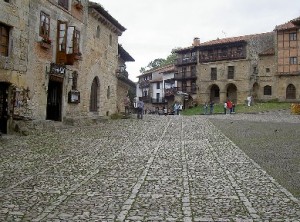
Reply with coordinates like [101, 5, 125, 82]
[137, 100, 144, 119]
[223, 101, 227, 114]
[226, 99, 233, 114]
[203, 102, 208, 115]
[209, 100, 214, 114]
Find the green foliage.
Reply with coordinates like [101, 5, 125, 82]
[139, 48, 180, 73]
[181, 102, 291, 116]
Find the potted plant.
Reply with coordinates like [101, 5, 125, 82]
[40, 37, 52, 49]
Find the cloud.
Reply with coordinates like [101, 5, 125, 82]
[93, 0, 300, 81]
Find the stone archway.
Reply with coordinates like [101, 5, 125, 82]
[226, 83, 237, 103]
[210, 84, 220, 103]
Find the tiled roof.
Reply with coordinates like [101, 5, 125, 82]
[275, 16, 300, 31]
[118, 44, 134, 62]
[89, 1, 126, 32]
[176, 32, 273, 52]
[259, 48, 275, 56]
[137, 64, 176, 77]
[200, 32, 272, 47]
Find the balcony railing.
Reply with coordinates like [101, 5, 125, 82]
[199, 51, 246, 63]
[175, 55, 197, 66]
[151, 97, 167, 104]
[164, 88, 177, 97]
[139, 80, 150, 88]
[139, 96, 151, 103]
[174, 71, 197, 80]
[176, 86, 197, 94]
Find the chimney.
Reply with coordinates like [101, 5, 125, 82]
[193, 37, 200, 46]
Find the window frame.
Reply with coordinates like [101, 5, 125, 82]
[211, 67, 217, 80]
[289, 57, 297, 65]
[289, 32, 297, 41]
[0, 23, 9, 57]
[40, 11, 50, 39]
[228, 66, 235, 79]
[263, 85, 272, 96]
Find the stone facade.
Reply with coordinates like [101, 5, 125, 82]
[0, 0, 133, 134]
[275, 17, 300, 101]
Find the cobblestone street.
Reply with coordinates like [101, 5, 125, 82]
[1, 115, 300, 221]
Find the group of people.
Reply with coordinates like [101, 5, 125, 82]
[223, 99, 236, 114]
[203, 101, 215, 115]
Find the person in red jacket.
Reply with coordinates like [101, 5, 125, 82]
[226, 99, 233, 114]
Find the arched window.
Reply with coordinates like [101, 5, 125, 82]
[90, 77, 99, 112]
[263, 85, 272, 95]
[96, 26, 100, 38]
[286, 84, 296, 99]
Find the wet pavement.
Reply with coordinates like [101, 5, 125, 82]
[0, 114, 300, 221]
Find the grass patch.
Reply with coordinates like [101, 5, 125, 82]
[181, 102, 291, 115]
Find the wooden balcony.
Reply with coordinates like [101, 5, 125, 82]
[175, 55, 197, 66]
[139, 80, 150, 88]
[176, 86, 197, 94]
[174, 71, 197, 80]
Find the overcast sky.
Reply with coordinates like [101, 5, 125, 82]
[92, 0, 300, 82]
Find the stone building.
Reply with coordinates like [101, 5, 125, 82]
[136, 64, 177, 113]
[174, 33, 274, 105]
[0, 0, 133, 134]
[274, 16, 300, 101]
[116, 44, 135, 114]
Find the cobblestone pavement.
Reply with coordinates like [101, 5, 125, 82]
[0, 114, 300, 221]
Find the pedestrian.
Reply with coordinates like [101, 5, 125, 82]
[232, 103, 236, 113]
[163, 106, 168, 116]
[137, 100, 144, 119]
[178, 103, 183, 115]
[223, 101, 227, 114]
[247, 95, 252, 107]
[203, 102, 208, 115]
[227, 99, 233, 114]
[124, 95, 130, 116]
[209, 100, 214, 114]
[173, 102, 179, 115]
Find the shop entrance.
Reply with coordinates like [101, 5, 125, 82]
[46, 80, 62, 121]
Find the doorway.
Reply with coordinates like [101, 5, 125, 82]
[46, 80, 62, 121]
[0, 82, 9, 134]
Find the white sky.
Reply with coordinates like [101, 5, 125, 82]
[92, 0, 300, 82]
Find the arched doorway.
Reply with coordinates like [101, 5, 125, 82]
[210, 84, 220, 103]
[90, 77, 99, 112]
[286, 84, 296, 99]
[227, 83, 237, 103]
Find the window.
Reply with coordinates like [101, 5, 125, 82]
[228, 66, 234, 79]
[156, 82, 160, 89]
[286, 84, 296, 99]
[0, 23, 9, 57]
[211, 68, 217, 80]
[143, 90, 148, 97]
[40, 12, 50, 39]
[58, 0, 68, 10]
[4, 0, 9, 2]
[67, 26, 80, 54]
[266, 68, 270, 73]
[263, 85, 272, 95]
[289, 33, 297, 41]
[96, 26, 100, 38]
[290, 57, 297, 64]
[56, 21, 81, 64]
